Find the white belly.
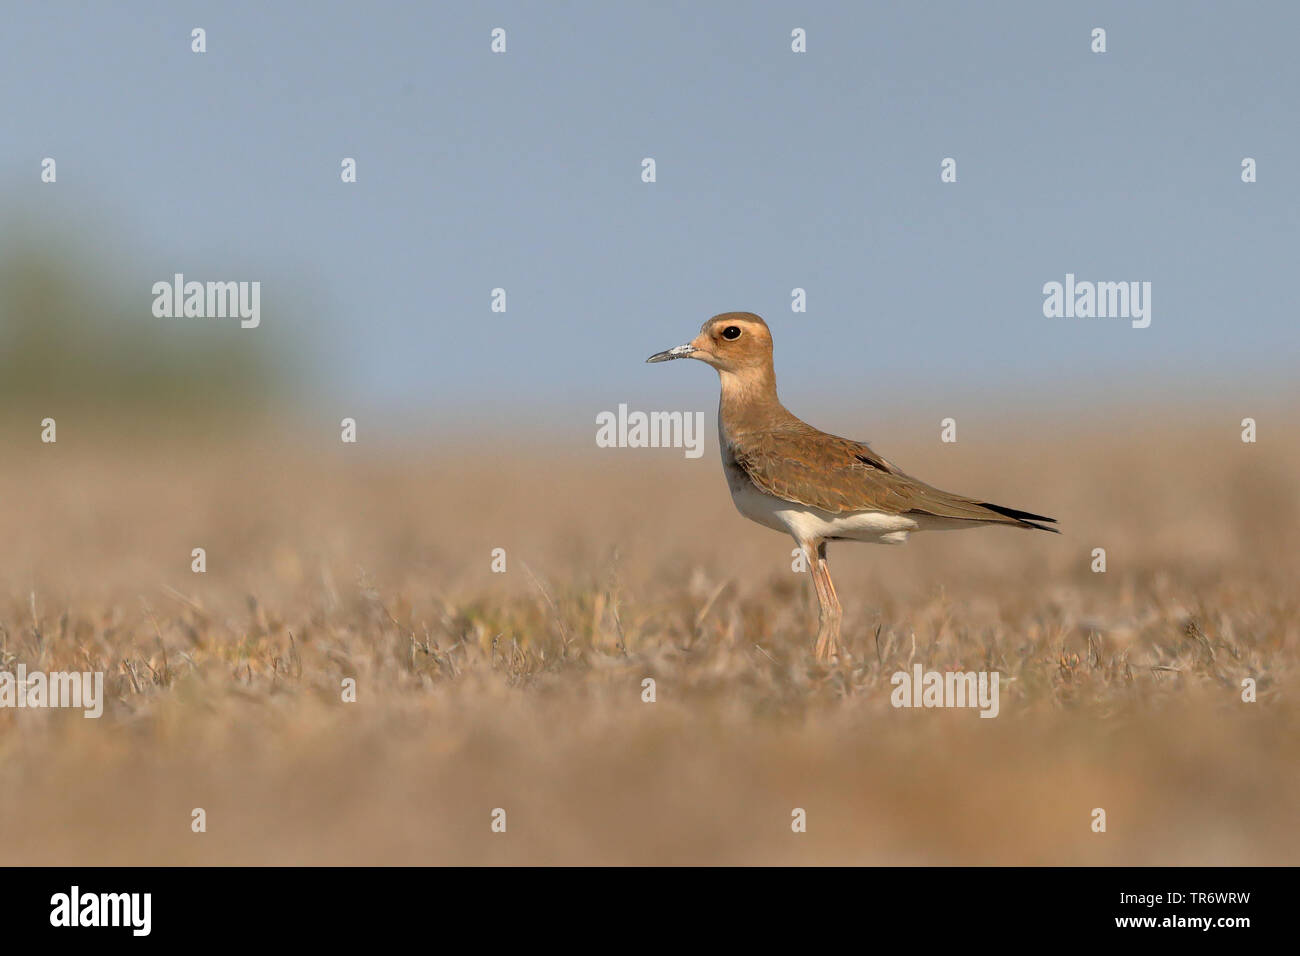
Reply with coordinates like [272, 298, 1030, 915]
[727, 472, 919, 546]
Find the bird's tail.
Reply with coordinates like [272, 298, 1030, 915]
[975, 502, 1060, 533]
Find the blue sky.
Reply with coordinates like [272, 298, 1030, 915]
[4, 0, 1296, 432]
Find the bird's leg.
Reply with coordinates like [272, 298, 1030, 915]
[803, 542, 832, 646]
[806, 542, 830, 611]
[811, 541, 843, 663]
[818, 542, 842, 618]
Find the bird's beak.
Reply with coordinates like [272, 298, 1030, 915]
[646, 343, 697, 363]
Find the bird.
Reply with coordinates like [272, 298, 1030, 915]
[647, 311, 1057, 663]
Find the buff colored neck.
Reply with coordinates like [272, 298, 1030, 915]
[717, 363, 790, 436]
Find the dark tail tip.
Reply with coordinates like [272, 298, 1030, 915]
[980, 502, 1060, 534]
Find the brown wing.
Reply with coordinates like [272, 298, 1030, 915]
[729, 421, 1057, 530]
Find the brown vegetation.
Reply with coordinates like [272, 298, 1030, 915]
[0, 416, 1295, 864]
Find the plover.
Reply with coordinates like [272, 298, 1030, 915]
[647, 312, 1057, 663]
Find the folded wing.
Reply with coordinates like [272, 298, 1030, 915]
[729, 422, 1058, 532]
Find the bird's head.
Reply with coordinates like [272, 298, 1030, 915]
[646, 312, 773, 375]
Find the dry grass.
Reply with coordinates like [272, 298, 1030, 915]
[0, 414, 1296, 865]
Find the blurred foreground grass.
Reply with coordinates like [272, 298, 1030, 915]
[0, 418, 1296, 864]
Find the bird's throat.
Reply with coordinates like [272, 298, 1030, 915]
[718, 366, 785, 435]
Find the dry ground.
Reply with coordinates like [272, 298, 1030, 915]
[0, 413, 1296, 865]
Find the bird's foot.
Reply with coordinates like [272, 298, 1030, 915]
[813, 622, 843, 664]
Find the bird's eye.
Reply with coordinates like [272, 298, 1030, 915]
[722, 326, 742, 340]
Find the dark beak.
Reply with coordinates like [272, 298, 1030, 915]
[646, 344, 696, 363]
